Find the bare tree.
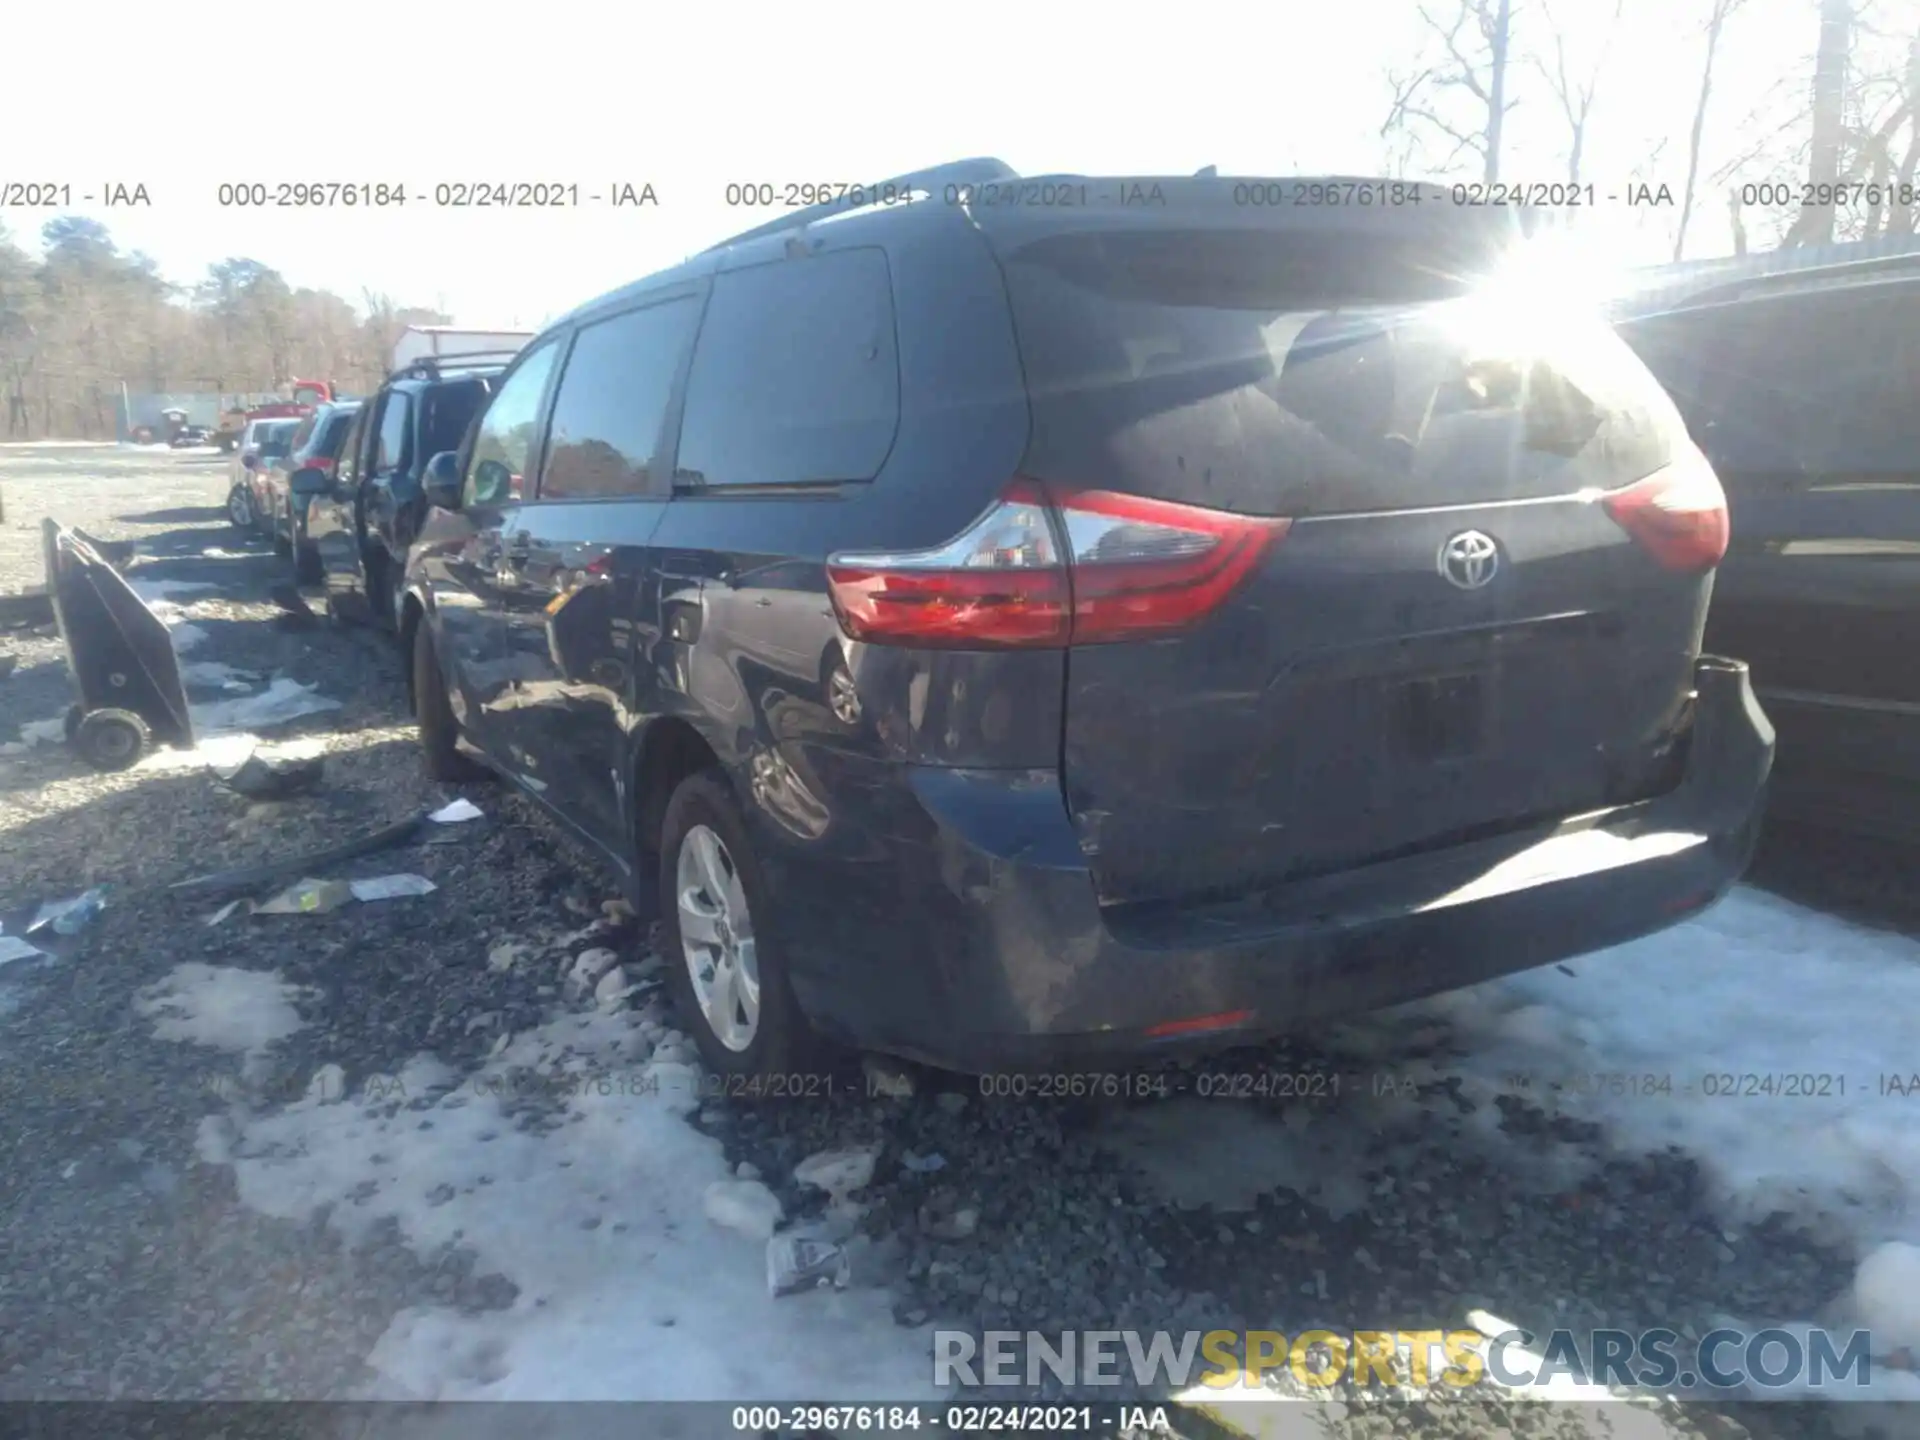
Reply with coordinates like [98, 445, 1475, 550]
[1675, 0, 1752, 260]
[1383, 0, 1521, 183]
[1781, 0, 1859, 246]
[1534, 0, 1627, 184]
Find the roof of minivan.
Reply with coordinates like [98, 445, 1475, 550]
[539, 166, 1532, 342]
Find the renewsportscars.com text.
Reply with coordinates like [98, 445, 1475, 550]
[935, 1326, 1875, 1393]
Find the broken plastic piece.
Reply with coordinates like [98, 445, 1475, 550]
[210, 739, 326, 800]
[31, 887, 107, 937]
[169, 812, 427, 896]
[0, 935, 49, 966]
[767, 1233, 853, 1298]
[206, 900, 244, 926]
[256, 878, 355, 915]
[349, 874, 436, 902]
[428, 798, 484, 824]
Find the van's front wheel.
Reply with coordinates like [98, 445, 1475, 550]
[659, 771, 812, 1078]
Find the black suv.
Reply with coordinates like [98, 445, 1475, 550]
[305, 356, 512, 627]
[402, 158, 1774, 1078]
[1616, 255, 1920, 838]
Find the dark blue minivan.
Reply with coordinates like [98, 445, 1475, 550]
[397, 159, 1774, 1078]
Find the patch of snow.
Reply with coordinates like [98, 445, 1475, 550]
[704, 1179, 784, 1240]
[168, 622, 209, 654]
[1390, 889, 1920, 1263]
[134, 963, 310, 1082]
[199, 1008, 933, 1401]
[179, 660, 258, 691]
[18, 716, 67, 747]
[192, 678, 340, 734]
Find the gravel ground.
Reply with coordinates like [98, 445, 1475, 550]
[1, 446, 1909, 1440]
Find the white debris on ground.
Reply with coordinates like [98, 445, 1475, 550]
[133, 962, 312, 1084]
[1109, 886, 1920, 1403]
[192, 677, 340, 734]
[184, 1007, 935, 1402]
[704, 1178, 785, 1240]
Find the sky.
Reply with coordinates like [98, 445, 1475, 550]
[3, 0, 1821, 326]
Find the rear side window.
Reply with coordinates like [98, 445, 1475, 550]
[1630, 285, 1920, 476]
[541, 296, 699, 499]
[674, 247, 899, 487]
[1001, 228, 1667, 517]
[288, 414, 319, 455]
[375, 393, 411, 473]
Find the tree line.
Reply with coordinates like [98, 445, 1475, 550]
[1383, 0, 1919, 258]
[6, 0, 1917, 441]
[0, 216, 448, 441]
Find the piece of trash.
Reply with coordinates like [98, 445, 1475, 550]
[704, 1179, 784, 1240]
[793, 1144, 882, 1200]
[0, 935, 49, 966]
[428, 798, 484, 824]
[170, 811, 427, 897]
[901, 1151, 947, 1174]
[767, 1233, 854, 1298]
[256, 878, 355, 915]
[863, 1053, 916, 1098]
[210, 739, 326, 800]
[34, 888, 107, 937]
[205, 899, 244, 926]
[349, 874, 436, 902]
[918, 1187, 980, 1241]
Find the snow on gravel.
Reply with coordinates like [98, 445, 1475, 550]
[134, 963, 313, 1083]
[184, 1007, 935, 1403]
[1110, 883, 1920, 1402]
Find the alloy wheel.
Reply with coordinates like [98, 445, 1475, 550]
[675, 823, 761, 1051]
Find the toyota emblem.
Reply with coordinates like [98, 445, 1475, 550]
[1438, 530, 1500, 590]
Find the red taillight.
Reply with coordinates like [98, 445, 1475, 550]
[1600, 446, 1729, 573]
[826, 480, 1289, 649]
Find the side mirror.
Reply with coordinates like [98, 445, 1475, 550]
[423, 451, 464, 511]
[470, 458, 511, 508]
[289, 466, 331, 497]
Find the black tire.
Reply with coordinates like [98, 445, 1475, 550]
[226, 482, 253, 531]
[659, 770, 813, 1078]
[272, 501, 293, 557]
[294, 539, 323, 585]
[72, 708, 150, 772]
[412, 620, 485, 781]
[63, 703, 82, 742]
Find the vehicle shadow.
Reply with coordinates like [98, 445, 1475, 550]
[117, 507, 226, 527]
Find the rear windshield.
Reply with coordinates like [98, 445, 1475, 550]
[258, 422, 297, 456]
[287, 415, 319, 454]
[1001, 229, 1673, 516]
